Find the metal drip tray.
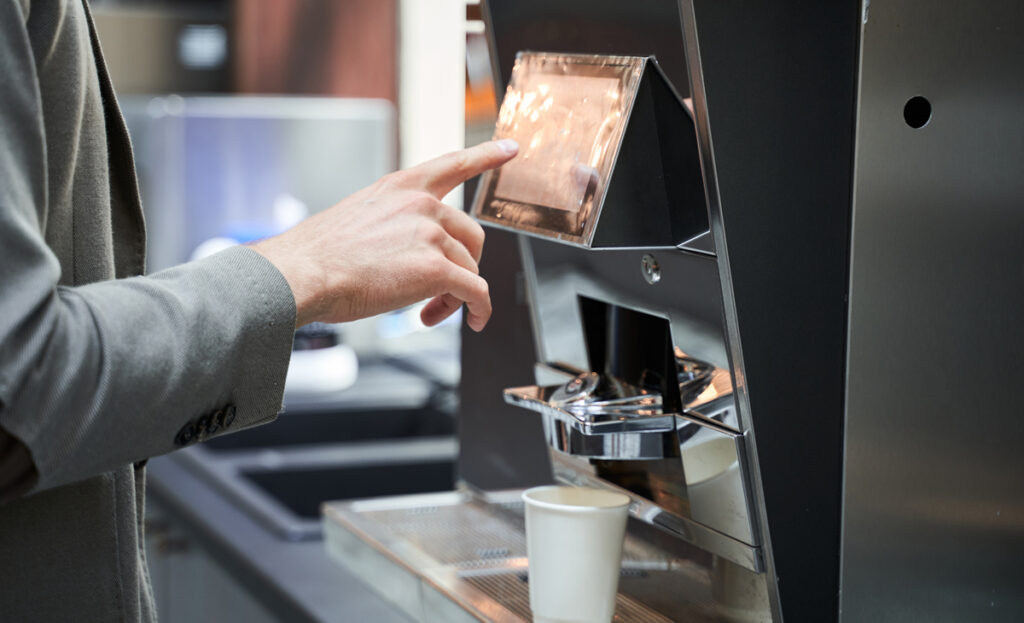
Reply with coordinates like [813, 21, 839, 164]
[323, 488, 722, 622]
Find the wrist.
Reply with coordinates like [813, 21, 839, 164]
[249, 238, 324, 327]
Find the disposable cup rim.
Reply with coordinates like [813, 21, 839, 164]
[522, 485, 631, 513]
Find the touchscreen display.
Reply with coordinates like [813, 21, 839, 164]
[472, 53, 644, 244]
[492, 74, 621, 213]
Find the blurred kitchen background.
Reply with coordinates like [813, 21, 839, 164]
[90, 1, 506, 621]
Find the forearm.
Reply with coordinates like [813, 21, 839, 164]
[0, 246, 296, 495]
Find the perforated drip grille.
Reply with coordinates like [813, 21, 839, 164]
[460, 570, 676, 623]
[363, 501, 528, 566]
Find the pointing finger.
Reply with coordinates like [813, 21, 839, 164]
[412, 139, 519, 199]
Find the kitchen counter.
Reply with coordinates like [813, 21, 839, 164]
[142, 358, 455, 623]
[147, 452, 415, 623]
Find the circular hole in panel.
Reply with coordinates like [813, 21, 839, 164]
[904, 96, 932, 129]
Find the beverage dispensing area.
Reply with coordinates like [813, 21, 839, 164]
[63, 1, 1024, 622]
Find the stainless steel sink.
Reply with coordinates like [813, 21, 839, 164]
[178, 438, 458, 541]
[171, 360, 460, 541]
[242, 458, 456, 519]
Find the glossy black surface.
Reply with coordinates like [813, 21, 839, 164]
[484, 0, 691, 100]
[457, 227, 554, 490]
[689, 2, 861, 620]
[595, 63, 707, 248]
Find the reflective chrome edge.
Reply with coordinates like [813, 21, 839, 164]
[677, 1, 781, 620]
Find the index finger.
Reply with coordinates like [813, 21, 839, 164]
[413, 139, 519, 199]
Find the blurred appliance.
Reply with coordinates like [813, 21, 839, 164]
[233, 0, 397, 102]
[120, 96, 395, 272]
[92, 4, 233, 94]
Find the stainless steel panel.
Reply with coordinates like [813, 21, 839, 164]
[842, 2, 1024, 621]
[681, 423, 752, 546]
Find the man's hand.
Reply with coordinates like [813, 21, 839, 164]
[251, 139, 519, 331]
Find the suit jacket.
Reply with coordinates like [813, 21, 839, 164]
[0, 1, 297, 620]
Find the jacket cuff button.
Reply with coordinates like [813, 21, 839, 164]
[222, 404, 237, 428]
[207, 409, 224, 435]
[174, 422, 197, 447]
[196, 414, 213, 440]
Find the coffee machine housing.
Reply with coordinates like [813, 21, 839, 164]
[471, 51, 763, 574]
[457, 1, 1024, 621]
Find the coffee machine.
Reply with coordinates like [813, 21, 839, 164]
[324, 2, 1024, 621]
[465, 39, 774, 620]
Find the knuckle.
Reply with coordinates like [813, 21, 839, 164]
[447, 151, 471, 177]
[418, 222, 446, 246]
[413, 193, 441, 217]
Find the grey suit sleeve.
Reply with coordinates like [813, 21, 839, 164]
[0, 1, 297, 496]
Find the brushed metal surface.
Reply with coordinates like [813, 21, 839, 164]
[841, 2, 1024, 621]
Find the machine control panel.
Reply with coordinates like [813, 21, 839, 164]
[472, 53, 642, 244]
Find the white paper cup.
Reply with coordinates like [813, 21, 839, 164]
[522, 485, 631, 623]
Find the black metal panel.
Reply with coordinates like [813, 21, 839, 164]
[690, 2, 861, 621]
[457, 226, 554, 490]
[484, 0, 691, 99]
[594, 65, 708, 248]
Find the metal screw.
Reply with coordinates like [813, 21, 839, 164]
[641, 254, 661, 285]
